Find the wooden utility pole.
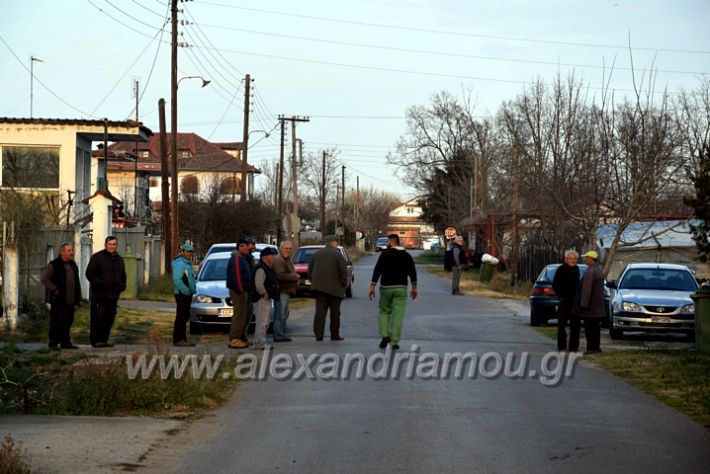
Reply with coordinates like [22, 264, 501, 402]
[356, 175, 360, 230]
[240, 73, 251, 202]
[277, 115, 309, 245]
[321, 151, 327, 236]
[158, 99, 171, 273]
[169, 0, 179, 259]
[277, 118, 285, 245]
[290, 124, 299, 246]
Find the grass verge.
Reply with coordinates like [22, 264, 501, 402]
[0, 343, 238, 417]
[414, 249, 445, 265]
[138, 274, 175, 302]
[426, 266, 530, 300]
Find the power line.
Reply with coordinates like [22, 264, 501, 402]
[0, 34, 95, 117]
[192, 1, 710, 56]
[103, 0, 165, 32]
[197, 23, 710, 76]
[181, 27, 244, 92]
[130, 0, 165, 19]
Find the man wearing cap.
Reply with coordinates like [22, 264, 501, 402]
[172, 243, 197, 346]
[576, 250, 605, 353]
[251, 247, 280, 349]
[309, 235, 348, 340]
[451, 235, 466, 295]
[226, 238, 252, 349]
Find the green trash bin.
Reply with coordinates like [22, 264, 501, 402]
[480, 263, 494, 283]
[122, 253, 141, 300]
[691, 284, 710, 354]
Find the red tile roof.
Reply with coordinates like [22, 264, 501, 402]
[106, 132, 256, 173]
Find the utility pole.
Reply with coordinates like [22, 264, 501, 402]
[290, 123, 299, 247]
[170, 0, 179, 259]
[158, 99, 171, 273]
[240, 73, 251, 202]
[321, 151, 327, 236]
[340, 165, 345, 238]
[134, 80, 139, 220]
[30, 56, 42, 118]
[277, 118, 285, 245]
[277, 115, 309, 245]
[356, 175, 360, 230]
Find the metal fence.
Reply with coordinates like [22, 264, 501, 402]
[517, 244, 565, 283]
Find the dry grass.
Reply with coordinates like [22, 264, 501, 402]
[426, 267, 530, 301]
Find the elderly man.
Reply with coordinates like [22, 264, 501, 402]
[226, 238, 252, 349]
[577, 250, 606, 354]
[451, 235, 466, 295]
[41, 242, 82, 351]
[309, 235, 348, 341]
[251, 247, 280, 350]
[552, 250, 581, 351]
[272, 240, 298, 342]
[85, 236, 126, 348]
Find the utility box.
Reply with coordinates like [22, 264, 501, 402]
[691, 284, 710, 354]
[122, 253, 141, 300]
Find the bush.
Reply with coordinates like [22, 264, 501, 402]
[0, 435, 31, 474]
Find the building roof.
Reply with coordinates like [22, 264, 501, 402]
[105, 132, 257, 173]
[0, 117, 153, 140]
[596, 220, 700, 250]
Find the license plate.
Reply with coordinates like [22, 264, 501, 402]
[652, 317, 671, 324]
[218, 308, 233, 317]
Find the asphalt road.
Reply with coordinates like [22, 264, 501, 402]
[160, 252, 710, 474]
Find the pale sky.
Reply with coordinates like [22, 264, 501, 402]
[2, 0, 709, 200]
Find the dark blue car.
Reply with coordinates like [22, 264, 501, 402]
[529, 264, 610, 326]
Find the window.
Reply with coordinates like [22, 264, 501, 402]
[220, 177, 241, 194]
[149, 178, 159, 187]
[180, 150, 190, 158]
[140, 151, 149, 159]
[1, 146, 59, 188]
[180, 176, 199, 194]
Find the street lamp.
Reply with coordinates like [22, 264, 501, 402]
[171, 74, 210, 258]
[30, 56, 43, 118]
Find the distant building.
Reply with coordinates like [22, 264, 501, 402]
[386, 197, 435, 249]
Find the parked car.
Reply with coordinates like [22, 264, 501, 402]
[375, 237, 388, 252]
[292, 245, 354, 297]
[189, 251, 271, 334]
[529, 263, 610, 326]
[606, 263, 698, 340]
[204, 242, 277, 262]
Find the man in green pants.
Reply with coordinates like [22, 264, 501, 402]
[368, 234, 418, 350]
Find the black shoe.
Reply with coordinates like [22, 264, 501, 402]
[379, 337, 391, 349]
[48, 344, 60, 352]
[315, 338, 323, 341]
[584, 349, 602, 355]
[273, 337, 292, 342]
[174, 340, 196, 347]
[331, 336, 345, 341]
[391, 344, 400, 350]
[62, 344, 80, 350]
[92, 342, 106, 348]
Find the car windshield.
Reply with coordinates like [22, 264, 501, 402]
[293, 248, 320, 264]
[207, 244, 234, 256]
[198, 257, 229, 282]
[539, 264, 588, 282]
[619, 268, 698, 291]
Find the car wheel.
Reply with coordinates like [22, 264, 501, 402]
[530, 309, 542, 327]
[609, 326, 623, 340]
[346, 283, 353, 298]
[189, 321, 203, 335]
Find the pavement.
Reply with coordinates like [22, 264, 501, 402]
[2, 255, 709, 473]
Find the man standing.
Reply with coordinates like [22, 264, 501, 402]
[309, 235, 348, 341]
[552, 250, 581, 351]
[272, 240, 298, 342]
[577, 250, 606, 354]
[251, 247, 280, 350]
[85, 236, 126, 348]
[172, 243, 196, 347]
[40, 242, 81, 351]
[451, 235, 466, 295]
[226, 238, 252, 349]
[368, 234, 417, 350]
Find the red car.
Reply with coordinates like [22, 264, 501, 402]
[292, 245, 354, 298]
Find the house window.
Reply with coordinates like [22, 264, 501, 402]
[140, 151, 149, 159]
[149, 178, 159, 187]
[181, 176, 199, 194]
[180, 150, 190, 158]
[1, 146, 60, 189]
[220, 177, 241, 195]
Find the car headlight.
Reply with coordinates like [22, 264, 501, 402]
[622, 301, 642, 312]
[194, 294, 212, 304]
[680, 304, 695, 314]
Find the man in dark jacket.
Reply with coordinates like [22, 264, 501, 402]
[251, 247, 280, 350]
[226, 238, 252, 349]
[577, 250, 606, 353]
[85, 236, 126, 348]
[309, 235, 348, 341]
[451, 235, 466, 295]
[40, 242, 82, 351]
[552, 250, 580, 351]
[368, 234, 417, 350]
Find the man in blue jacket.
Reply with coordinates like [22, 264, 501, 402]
[172, 243, 197, 346]
[226, 238, 252, 349]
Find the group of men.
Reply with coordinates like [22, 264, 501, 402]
[39, 231, 421, 352]
[40, 236, 126, 351]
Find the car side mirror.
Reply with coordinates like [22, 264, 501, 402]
[606, 280, 617, 289]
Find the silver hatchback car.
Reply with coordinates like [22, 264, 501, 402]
[606, 263, 698, 340]
[189, 251, 234, 334]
